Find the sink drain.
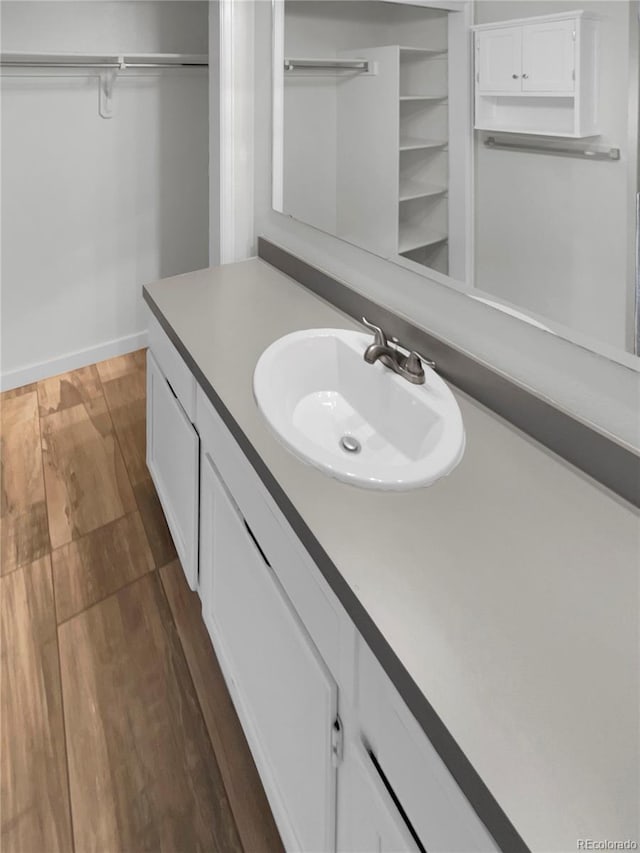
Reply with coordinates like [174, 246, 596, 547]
[339, 435, 361, 454]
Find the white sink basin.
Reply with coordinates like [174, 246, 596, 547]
[253, 328, 465, 491]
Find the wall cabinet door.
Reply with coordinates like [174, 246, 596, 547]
[337, 741, 421, 853]
[476, 26, 522, 93]
[146, 351, 199, 589]
[521, 19, 575, 92]
[199, 450, 338, 852]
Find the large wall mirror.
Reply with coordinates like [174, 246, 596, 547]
[272, 0, 640, 364]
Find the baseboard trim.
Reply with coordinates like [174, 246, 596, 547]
[1, 331, 149, 391]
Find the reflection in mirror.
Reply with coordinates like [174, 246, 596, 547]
[273, 0, 640, 360]
[277, 1, 472, 282]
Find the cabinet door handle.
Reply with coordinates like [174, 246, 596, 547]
[512, 73, 519, 79]
[522, 72, 529, 79]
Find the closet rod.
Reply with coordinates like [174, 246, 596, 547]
[284, 57, 369, 72]
[0, 52, 208, 69]
[1, 62, 208, 68]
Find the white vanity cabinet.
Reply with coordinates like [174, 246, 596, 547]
[145, 313, 503, 853]
[474, 12, 598, 137]
[146, 349, 199, 589]
[198, 447, 338, 853]
[192, 378, 500, 853]
[196, 385, 342, 852]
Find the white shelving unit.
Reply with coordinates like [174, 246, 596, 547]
[398, 44, 449, 274]
[334, 39, 454, 276]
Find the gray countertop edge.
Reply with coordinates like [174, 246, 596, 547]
[142, 285, 530, 853]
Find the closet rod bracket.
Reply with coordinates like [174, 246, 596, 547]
[99, 57, 125, 118]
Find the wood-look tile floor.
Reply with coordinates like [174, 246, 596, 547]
[1, 351, 283, 853]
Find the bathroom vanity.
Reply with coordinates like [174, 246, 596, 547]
[143, 256, 638, 853]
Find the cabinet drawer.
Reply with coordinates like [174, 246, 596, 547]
[147, 309, 196, 421]
[147, 351, 199, 589]
[195, 384, 344, 681]
[356, 638, 499, 852]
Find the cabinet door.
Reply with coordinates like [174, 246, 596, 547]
[337, 741, 421, 853]
[521, 19, 575, 92]
[146, 351, 199, 589]
[200, 451, 338, 852]
[476, 27, 522, 93]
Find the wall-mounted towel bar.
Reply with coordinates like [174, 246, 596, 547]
[284, 57, 370, 73]
[484, 135, 620, 161]
[0, 52, 208, 117]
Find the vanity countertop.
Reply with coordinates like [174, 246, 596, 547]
[144, 258, 639, 853]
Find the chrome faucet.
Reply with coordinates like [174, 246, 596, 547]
[361, 317, 435, 385]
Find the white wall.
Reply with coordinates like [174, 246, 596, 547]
[0, 1, 209, 388]
[283, 77, 337, 234]
[254, 0, 639, 451]
[474, 0, 633, 351]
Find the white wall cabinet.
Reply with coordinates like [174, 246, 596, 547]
[474, 12, 598, 137]
[146, 350, 199, 589]
[146, 315, 502, 853]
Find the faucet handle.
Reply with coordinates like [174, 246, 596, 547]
[362, 316, 387, 347]
[415, 351, 436, 370]
[389, 336, 436, 371]
[405, 351, 424, 377]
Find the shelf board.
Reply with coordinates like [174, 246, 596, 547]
[398, 227, 448, 254]
[475, 124, 588, 138]
[477, 91, 575, 99]
[400, 95, 447, 102]
[398, 180, 447, 202]
[399, 46, 448, 57]
[399, 136, 447, 151]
